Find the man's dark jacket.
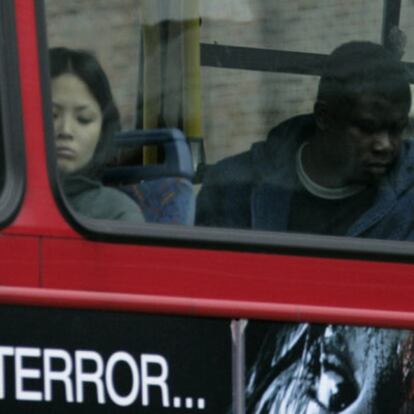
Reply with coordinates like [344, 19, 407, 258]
[196, 114, 414, 240]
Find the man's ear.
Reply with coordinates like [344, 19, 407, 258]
[314, 101, 330, 131]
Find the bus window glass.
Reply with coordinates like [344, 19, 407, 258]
[45, 1, 197, 227]
[202, 69, 319, 164]
[45, 3, 141, 130]
[44, 1, 414, 245]
[196, 1, 414, 242]
[201, 0, 383, 54]
[399, 0, 414, 61]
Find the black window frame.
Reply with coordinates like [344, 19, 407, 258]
[37, 0, 414, 264]
[0, 0, 26, 228]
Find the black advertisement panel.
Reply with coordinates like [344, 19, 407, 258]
[2, 304, 414, 413]
[0, 305, 232, 413]
[246, 321, 414, 414]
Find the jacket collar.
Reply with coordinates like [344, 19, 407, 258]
[347, 140, 414, 236]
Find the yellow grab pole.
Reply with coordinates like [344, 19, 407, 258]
[182, 0, 202, 139]
[142, 0, 161, 164]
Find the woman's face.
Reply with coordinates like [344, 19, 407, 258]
[52, 73, 103, 175]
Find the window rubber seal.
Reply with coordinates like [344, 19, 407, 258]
[0, 0, 26, 228]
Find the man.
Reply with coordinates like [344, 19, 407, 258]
[196, 41, 414, 239]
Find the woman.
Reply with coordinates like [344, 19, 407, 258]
[50, 47, 144, 222]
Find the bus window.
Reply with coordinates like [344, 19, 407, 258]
[41, 1, 414, 250]
[44, 1, 195, 229]
[197, 1, 414, 245]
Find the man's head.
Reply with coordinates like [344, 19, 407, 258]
[313, 41, 411, 185]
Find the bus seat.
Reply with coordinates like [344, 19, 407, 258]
[103, 128, 195, 225]
[120, 177, 195, 225]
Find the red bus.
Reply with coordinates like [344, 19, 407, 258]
[1, 0, 414, 412]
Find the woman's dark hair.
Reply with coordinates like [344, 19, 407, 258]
[49, 47, 121, 177]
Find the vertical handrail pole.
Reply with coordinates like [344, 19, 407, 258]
[182, 0, 205, 176]
[142, 0, 162, 163]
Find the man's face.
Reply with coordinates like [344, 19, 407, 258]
[323, 94, 409, 185]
